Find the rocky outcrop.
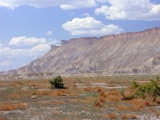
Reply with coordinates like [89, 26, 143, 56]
[2, 27, 160, 77]
[51, 45, 59, 50]
[61, 40, 69, 46]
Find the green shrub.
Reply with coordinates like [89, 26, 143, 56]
[50, 76, 64, 89]
[156, 76, 159, 81]
[123, 77, 160, 102]
[135, 78, 160, 101]
[131, 81, 139, 89]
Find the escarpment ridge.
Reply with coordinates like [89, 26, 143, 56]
[2, 27, 160, 78]
[61, 27, 160, 45]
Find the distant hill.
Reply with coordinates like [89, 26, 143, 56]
[2, 27, 160, 78]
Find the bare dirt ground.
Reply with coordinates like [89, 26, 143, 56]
[0, 75, 160, 120]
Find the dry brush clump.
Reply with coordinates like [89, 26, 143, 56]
[66, 85, 83, 94]
[156, 96, 160, 104]
[107, 112, 119, 119]
[116, 104, 127, 111]
[127, 98, 157, 111]
[0, 102, 28, 111]
[105, 89, 122, 102]
[94, 89, 122, 107]
[94, 100, 104, 107]
[83, 86, 104, 93]
[7, 90, 34, 99]
[121, 114, 137, 119]
[36, 89, 76, 97]
[7, 93, 23, 99]
[129, 98, 157, 107]
[117, 98, 157, 112]
[94, 77, 159, 112]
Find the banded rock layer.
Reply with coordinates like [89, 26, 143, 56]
[4, 27, 160, 77]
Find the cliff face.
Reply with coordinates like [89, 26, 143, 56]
[4, 27, 160, 77]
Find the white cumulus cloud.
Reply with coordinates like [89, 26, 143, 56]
[0, 60, 10, 66]
[45, 31, 53, 35]
[30, 44, 51, 56]
[0, 44, 50, 58]
[48, 39, 61, 46]
[9, 36, 46, 46]
[0, 38, 61, 58]
[62, 17, 123, 36]
[95, 0, 160, 20]
[0, 0, 98, 9]
[60, 0, 97, 9]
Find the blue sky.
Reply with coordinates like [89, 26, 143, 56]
[0, 0, 160, 71]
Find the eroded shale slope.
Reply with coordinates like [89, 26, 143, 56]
[4, 27, 160, 77]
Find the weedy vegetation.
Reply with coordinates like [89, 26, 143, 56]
[0, 75, 159, 119]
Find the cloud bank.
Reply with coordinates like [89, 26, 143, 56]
[1, 0, 159, 20]
[0, 0, 98, 9]
[62, 17, 123, 36]
[9, 36, 46, 46]
[95, 0, 160, 20]
[0, 37, 60, 58]
[0, 44, 50, 57]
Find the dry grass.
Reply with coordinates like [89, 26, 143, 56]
[108, 84, 114, 87]
[83, 86, 104, 93]
[10, 83, 19, 87]
[7, 90, 33, 99]
[0, 76, 159, 119]
[127, 105, 143, 111]
[0, 102, 28, 111]
[116, 104, 127, 111]
[94, 101, 104, 107]
[107, 112, 118, 119]
[28, 81, 50, 89]
[37, 101, 50, 105]
[129, 99, 157, 107]
[127, 99, 157, 111]
[7, 92, 24, 99]
[68, 97, 96, 105]
[37, 100, 65, 105]
[94, 89, 122, 107]
[105, 89, 122, 102]
[36, 89, 76, 97]
[94, 87, 158, 112]
[0, 117, 8, 120]
[51, 100, 64, 105]
[121, 114, 137, 119]
[0, 79, 50, 90]
[82, 97, 96, 104]
[156, 96, 160, 103]
[95, 87, 104, 93]
[101, 115, 108, 119]
[123, 86, 136, 97]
